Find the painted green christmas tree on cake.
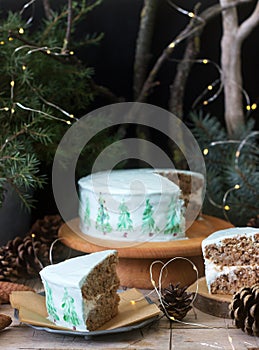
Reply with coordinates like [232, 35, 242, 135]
[45, 281, 60, 322]
[117, 200, 133, 233]
[141, 199, 159, 236]
[95, 196, 112, 234]
[164, 199, 183, 234]
[61, 288, 80, 329]
[83, 196, 91, 227]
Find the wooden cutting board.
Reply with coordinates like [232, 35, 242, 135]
[187, 277, 233, 318]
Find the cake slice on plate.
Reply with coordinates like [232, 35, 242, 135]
[40, 250, 120, 331]
[202, 227, 259, 295]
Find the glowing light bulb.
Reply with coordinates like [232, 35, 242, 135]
[31, 233, 35, 238]
[0, 41, 5, 45]
[22, 65, 26, 71]
[235, 150, 240, 158]
[224, 205, 230, 211]
[188, 12, 195, 18]
[11, 108, 15, 114]
[10, 80, 15, 87]
[69, 114, 75, 118]
[19, 28, 24, 34]
[203, 59, 208, 64]
[251, 103, 257, 110]
[46, 49, 51, 54]
[3, 107, 9, 111]
[203, 100, 208, 105]
[130, 300, 136, 305]
[69, 51, 74, 55]
[203, 148, 209, 156]
[234, 184, 240, 189]
[207, 85, 213, 90]
[168, 42, 175, 49]
[246, 105, 251, 111]
[8, 37, 14, 41]
[66, 120, 72, 125]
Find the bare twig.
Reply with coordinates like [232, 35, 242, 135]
[133, 0, 159, 99]
[220, 0, 259, 136]
[169, 3, 202, 119]
[136, 0, 255, 103]
[62, 0, 72, 54]
[237, 0, 259, 43]
[42, 0, 52, 20]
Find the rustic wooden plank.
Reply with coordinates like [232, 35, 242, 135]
[1, 298, 258, 350]
[170, 328, 259, 350]
[0, 321, 171, 349]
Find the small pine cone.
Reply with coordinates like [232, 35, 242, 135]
[229, 284, 259, 336]
[0, 215, 63, 281]
[0, 282, 34, 304]
[247, 214, 259, 228]
[159, 283, 194, 321]
[0, 314, 12, 330]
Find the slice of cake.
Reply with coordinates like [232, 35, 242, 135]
[202, 227, 259, 295]
[40, 250, 120, 331]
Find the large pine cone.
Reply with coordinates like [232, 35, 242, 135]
[0, 215, 63, 281]
[159, 283, 194, 321]
[229, 284, 259, 336]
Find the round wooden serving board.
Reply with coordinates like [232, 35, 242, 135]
[59, 215, 233, 289]
[187, 277, 232, 318]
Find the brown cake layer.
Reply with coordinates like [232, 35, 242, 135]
[81, 251, 120, 330]
[210, 266, 259, 295]
[86, 288, 120, 331]
[204, 234, 259, 266]
[82, 253, 120, 300]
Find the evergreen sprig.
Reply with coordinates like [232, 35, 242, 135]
[0, 1, 103, 210]
[190, 110, 258, 225]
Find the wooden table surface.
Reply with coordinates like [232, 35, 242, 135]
[0, 280, 258, 350]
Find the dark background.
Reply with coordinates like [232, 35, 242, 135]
[1, 0, 258, 220]
[2, 0, 258, 119]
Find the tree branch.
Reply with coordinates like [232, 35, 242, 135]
[42, 0, 52, 20]
[169, 3, 202, 119]
[62, 0, 72, 54]
[136, 0, 254, 103]
[237, 0, 259, 43]
[136, 4, 224, 102]
[133, 0, 159, 99]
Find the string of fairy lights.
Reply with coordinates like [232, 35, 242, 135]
[0, 1, 78, 145]
[202, 131, 258, 222]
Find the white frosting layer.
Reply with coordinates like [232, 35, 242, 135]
[202, 227, 259, 293]
[202, 227, 258, 249]
[40, 250, 117, 331]
[78, 169, 187, 242]
[79, 169, 180, 195]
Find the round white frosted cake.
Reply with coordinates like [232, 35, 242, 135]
[78, 169, 188, 242]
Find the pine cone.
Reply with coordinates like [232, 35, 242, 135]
[247, 214, 259, 228]
[0, 314, 12, 330]
[229, 284, 259, 336]
[0, 215, 63, 281]
[159, 283, 194, 321]
[0, 281, 34, 303]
